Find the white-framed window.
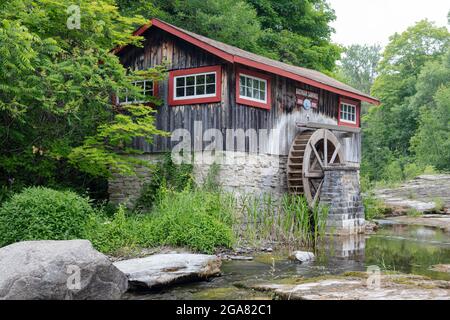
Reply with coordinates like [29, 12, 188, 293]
[117, 79, 154, 105]
[173, 72, 216, 100]
[239, 74, 267, 103]
[340, 102, 357, 124]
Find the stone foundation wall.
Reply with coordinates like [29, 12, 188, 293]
[319, 165, 365, 235]
[108, 152, 288, 206]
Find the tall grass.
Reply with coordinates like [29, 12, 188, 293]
[237, 194, 329, 247]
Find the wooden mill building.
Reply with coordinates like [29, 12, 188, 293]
[110, 18, 379, 212]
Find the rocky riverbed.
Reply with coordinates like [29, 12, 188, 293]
[373, 174, 450, 214]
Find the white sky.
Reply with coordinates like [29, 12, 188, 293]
[328, 0, 449, 46]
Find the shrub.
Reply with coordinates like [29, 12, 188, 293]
[134, 153, 194, 211]
[87, 189, 235, 255]
[84, 205, 141, 255]
[363, 194, 389, 220]
[148, 188, 235, 253]
[0, 187, 95, 246]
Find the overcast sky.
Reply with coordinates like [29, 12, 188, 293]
[328, 0, 449, 47]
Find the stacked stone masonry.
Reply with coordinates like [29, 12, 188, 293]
[319, 165, 365, 235]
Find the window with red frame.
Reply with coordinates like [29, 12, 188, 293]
[236, 68, 271, 110]
[338, 98, 360, 127]
[168, 65, 222, 106]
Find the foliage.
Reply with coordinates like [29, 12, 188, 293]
[134, 153, 194, 210]
[410, 50, 450, 171]
[87, 188, 235, 254]
[362, 20, 450, 182]
[149, 188, 235, 253]
[337, 44, 382, 94]
[0, 0, 167, 198]
[0, 187, 95, 246]
[117, 0, 341, 73]
[239, 194, 328, 246]
[363, 194, 389, 220]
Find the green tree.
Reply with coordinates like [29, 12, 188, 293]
[337, 44, 382, 94]
[410, 50, 450, 171]
[117, 0, 264, 53]
[362, 20, 450, 181]
[117, 0, 341, 73]
[0, 0, 166, 196]
[249, 0, 341, 72]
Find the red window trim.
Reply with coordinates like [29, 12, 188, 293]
[168, 65, 222, 106]
[236, 67, 272, 110]
[338, 97, 360, 128]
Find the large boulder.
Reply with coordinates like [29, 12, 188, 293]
[113, 253, 221, 290]
[0, 240, 128, 300]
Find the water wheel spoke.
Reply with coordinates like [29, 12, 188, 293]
[330, 142, 341, 164]
[312, 179, 324, 206]
[310, 142, 324, 169]
[304, 170, 324, 178]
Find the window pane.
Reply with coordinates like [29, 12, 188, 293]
[206, 74, 215, 84]
[176, 77, 185, 87]
[246, 77, 252, 87]
[253, 79, 259, 89]
[206, 84, 215, 94]
[240, 76, 245, 88]
[239, 85, 245, 96]
[197, 75, 205, 85]
[186, 86, 195, 96]
[196, 85, 205, 95]
[260, 81, 266, 91]
[176, 87, 184, 97]
[253, 88, 259, 99]
[246, 87, 252, 97]
[259, 90, 265, 101]
[186, 76, 195, 86]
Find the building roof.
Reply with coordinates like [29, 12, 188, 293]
[116, 18, 380, 105]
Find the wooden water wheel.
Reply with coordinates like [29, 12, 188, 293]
[287, 129, 344, 207]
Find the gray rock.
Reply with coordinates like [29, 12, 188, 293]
[431, 264, 450, 273]
[0, 240, 128, 300]
[251, 274, 450, 300]
[113, 253, 221, 290]
[290, 251, 315, 263]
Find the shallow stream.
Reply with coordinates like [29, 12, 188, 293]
[127, 222, 450, 300]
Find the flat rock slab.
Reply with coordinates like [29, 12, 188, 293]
[386, 215, 450, 232]
[431, 265, 450, 273]
[374, 174, 450, 213]
[113, 254, 221, 290]
[251, 274, 450, 300]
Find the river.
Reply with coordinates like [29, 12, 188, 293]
[126, 221, 450, 300]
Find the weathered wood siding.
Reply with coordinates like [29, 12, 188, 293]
[118, 28, 361, 162]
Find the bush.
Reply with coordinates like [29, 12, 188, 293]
[148, 188, 235, 253]
[84, 205, 140, 254]
[363, 194, 389, 220]
[0, 187, 95, 246]
[87, 189, 235, 255]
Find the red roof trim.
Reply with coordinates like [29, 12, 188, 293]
[115, 19, 380, 105]
[152, 20, 234, 63]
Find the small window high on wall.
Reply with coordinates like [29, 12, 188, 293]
[236, 68, 271, 110]
[338, 98, 360, 127]
[117, 79, 156, 105]
[168, 65, 222, 106]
